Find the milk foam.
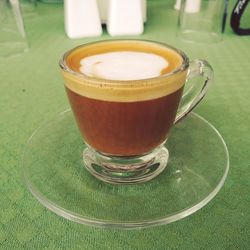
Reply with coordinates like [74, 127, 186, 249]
[79, 51, 169, 80]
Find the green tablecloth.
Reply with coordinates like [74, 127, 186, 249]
[1, 1, 250, 249]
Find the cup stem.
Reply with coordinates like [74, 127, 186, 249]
[83, 145, 169, 184]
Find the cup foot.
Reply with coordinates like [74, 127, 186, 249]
[83, 146, 169, 184]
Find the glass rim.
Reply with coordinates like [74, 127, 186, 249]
[59, 39, 189, 85]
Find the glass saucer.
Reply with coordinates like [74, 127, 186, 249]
[22, 110, 229, 229]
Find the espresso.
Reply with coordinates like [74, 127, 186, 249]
[66, 87, 183, 155]
[61, 40, 187, 156]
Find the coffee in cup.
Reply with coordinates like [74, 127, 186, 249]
[60, 40, 213, 184]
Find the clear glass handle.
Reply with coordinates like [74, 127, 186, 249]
[175, 59, 214, 123]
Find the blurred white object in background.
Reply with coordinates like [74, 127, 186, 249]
[64, 0, 147, 39]
[107, 0, 143, 36]
[64, 0, 102, 39]
[97, 0, 147, 24]
[174, 0, 181, 10]
[175, 0, 201, 13]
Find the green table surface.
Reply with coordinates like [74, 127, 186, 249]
[1, 1, 250, 249]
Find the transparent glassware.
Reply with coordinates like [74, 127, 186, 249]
[177, 0, 228, 43]
[20, 0, 37, 18]
[0, 0, 29, 58]
[60, 40, 214, 184]
[22, 110, 229, 228]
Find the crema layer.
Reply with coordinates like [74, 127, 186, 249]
[61, 40, 187, 102]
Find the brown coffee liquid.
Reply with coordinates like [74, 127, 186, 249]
[66, 86, 183, 156]
[61, 40, 187, 156]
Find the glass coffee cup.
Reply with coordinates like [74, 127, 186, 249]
[60, 40, 213, 184]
